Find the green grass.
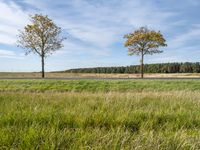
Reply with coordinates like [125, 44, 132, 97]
[0, 79, 200, 92]
[1, 80, 200, 149]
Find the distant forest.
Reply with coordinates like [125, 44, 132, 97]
[65, 62, 200, 74]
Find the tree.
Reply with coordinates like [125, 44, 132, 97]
[17, 14, 65, 78]
[124, 27, 167, 78]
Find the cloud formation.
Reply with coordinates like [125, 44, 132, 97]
[0, 1, 29, 45]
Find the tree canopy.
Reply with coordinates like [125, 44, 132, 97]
[124, 27, 167, 56]
[17, 14, 65, 57]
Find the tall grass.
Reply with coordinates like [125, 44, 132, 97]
[1, 90, 200, 149]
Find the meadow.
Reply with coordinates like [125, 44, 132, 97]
[1, 80, 200, 149]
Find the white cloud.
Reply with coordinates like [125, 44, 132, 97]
[20, 0, 176, 53]
[0, 1, 29, 45]
[0, 49, 15, 56]
[55, 40, 111, 57]
[168, 26, 200, 49]
[0, 49, 23, 59]
[0, 0, 177, 51]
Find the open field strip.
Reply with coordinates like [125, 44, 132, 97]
[1, 80, 200, 92]
[1, 80, 200, 149]
[1, 72, 200, 79]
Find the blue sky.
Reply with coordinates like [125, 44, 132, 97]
[0, 0, 200, 72]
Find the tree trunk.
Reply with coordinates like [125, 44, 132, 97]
[41, 56, 45, 78]
[140, 54, 144, 78]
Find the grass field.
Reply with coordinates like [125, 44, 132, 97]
[1, 80, 200, 149]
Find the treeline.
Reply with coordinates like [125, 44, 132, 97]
[65, 62, 200, 74]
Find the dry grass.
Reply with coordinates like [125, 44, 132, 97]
[0, 72, 200, 78]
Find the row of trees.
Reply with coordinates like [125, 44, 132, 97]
[17, 14, 167, 78]
[65, 62, 200, 74]
[17, 14, 197, 78]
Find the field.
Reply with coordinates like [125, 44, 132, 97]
[1, 72, 200, 78]
[1, 80, 200, 149]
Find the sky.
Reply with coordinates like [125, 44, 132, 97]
[0, 0, 200, 72]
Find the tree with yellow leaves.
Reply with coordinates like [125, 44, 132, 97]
[124, 27, 167, 78]
[17, 14, 65, 78]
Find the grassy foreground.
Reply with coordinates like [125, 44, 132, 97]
[1, 80, 200, 149]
